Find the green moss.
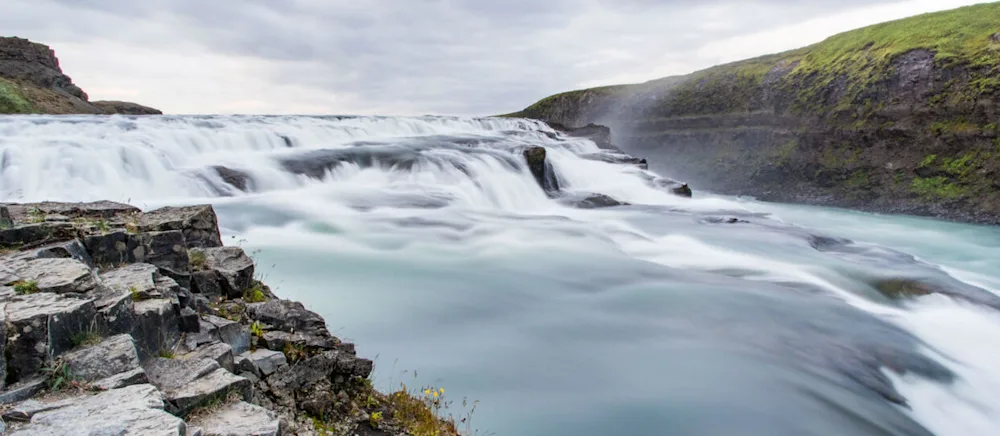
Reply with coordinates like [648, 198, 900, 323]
[0, 78, 32, 114]
[919, 154, 938, 168]
[846, 169, 871, 188]
[911, 176, 966, 199]
[13, 280, 39, 295]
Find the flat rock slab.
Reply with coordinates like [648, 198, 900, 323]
[187, 401, 281, 436]
[184, 342, 235, 373]
[12, 257, 96, 294]
[4, 201, 139, 222]
[248, 299, 330, 337]
[145, 357, 251, 416]
[8, 384, 186, 435]
[93, 367, 149, 390]
[101, 263, 159, 296]
[0, 378, 46, 405]
[5, 293, 96, 381]
[62, 334, 141, 382]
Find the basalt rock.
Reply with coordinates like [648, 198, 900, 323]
[92, 100, 163, 115]
[140, 205, 224, 249]
[522, 146, 560, 193]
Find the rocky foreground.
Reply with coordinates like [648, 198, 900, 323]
[0, 202, 458, 435]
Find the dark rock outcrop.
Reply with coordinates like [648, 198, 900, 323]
[0, 37, 160, 115]
[522, 146, 560, 193]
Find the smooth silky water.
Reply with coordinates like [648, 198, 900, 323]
[1, 115, 998, 436]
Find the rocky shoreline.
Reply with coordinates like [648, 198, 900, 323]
[0, 201, 458, 435]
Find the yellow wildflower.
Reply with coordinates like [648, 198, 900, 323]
[433, 391, 439, 397]
[424, 389, 431, 395]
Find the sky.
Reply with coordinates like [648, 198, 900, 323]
[2, 0, 993, 116]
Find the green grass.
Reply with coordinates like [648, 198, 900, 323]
[13, 280, 39, 295]
[0, 78, 32, 114]
[188, 249, 207, 270]
[72, 330, 102, 348]
[243, 281, 268, 303]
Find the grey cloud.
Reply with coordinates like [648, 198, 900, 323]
[7, 0, 912, 115]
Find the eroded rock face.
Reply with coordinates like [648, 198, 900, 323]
[5, 293, 96, 383]
[62, 334, 142, 382]
[7, 384, 186, 435]
[140, 205, 224, 249]
[145, 357, 251, 416]
[193, 247, 254, 299]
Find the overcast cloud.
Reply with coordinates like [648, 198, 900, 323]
[2, 0, 991, 115]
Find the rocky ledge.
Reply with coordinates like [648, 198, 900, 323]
[0, 201, 458, 435]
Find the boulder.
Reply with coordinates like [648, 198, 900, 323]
[264, 350, 373, 418]
[202, 315, 251, 355]
[137, 230, 191, 289]
[145, 357, 251, 416]
[672, 183, 693, 197]
[193, 247, 254, 298]
[14, 238, 94, 268]
[187, 401, 281, 436]
[210, 166, 252, 192]
[5, 293, 96, 382]
[0, 223, 76, 250]
[10, 257, 96, 294]
[131, 298, 180, 360]
[522, 146, 560, 193]
[140, 205, 223, 249]
[184, 342, 235, 373]
[565, 193, 630, 209]
[192, 270, 224, 299]
[249, 349, 288, 377]
[248, 300, 330, 337]
[6, 384, 186, 435]
[62, 334, 141, 382]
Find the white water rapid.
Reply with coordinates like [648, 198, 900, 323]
[1, 114, 998, 436]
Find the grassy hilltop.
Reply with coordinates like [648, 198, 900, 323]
[506, 2, 1000, 223]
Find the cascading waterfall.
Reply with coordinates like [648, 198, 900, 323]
[1, 114, 998, 436]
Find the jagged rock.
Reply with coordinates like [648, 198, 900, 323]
[0, 223, 76, 250]
[14, 238, 94, 268]
[210, 166, 252, 192]
[180, 307, 200, 333]
[202, 315, 251, 355]
[187, 401, 281, 436]
[9, 257, 96, 294]
[6, 384, 186, 435]
[5, 201, 139, 222]
[5, 293, 96, 382]
[93, 367, 149, 390]
[131, 298, 180, 360]
[248, 300, 330, 337]
[192, 247, 254, 299]
[83, 230, 141, 266]
[522, 146, 560, 193]
[145, 357, 251, 416]
[258, 330, 339, 357]
[264, 350, 373, 418]
[249, 349, 288, 377]
[185, 342, 235, 373]
[92, 285, 135, 336]
[192, 270, 224, 299]
[92, 100, 163, 115]
[140, 205, 223, 249]
[0, 378, 46, 404]
[672, 183, 693, 197]
[62, 334, 141, 382]
[137, 230, 191, 289]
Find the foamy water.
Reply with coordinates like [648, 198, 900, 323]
[2, 114, 998, 436]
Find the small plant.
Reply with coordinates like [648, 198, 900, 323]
[124, 211, 142, 235]
[96, 218, 111, 232]
[41, 361, 74, 391]
[243, 281, 268, 303]
[13, 280, 39, 295]
[370, 411, 384, 427]
[159, 349, 176, 359]
[250, 321, 265, 338]
[188, 249, 207, 270]
[129, 286, 142, 301]
[27, 206, 44, 223]
[282, 342, 308, 364]
[71, 330, 102, 348]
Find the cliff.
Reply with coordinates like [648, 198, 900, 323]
[506, 3, 1000, 224]
[0, 37, 161, 115]
[0, 202, 459, 435]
